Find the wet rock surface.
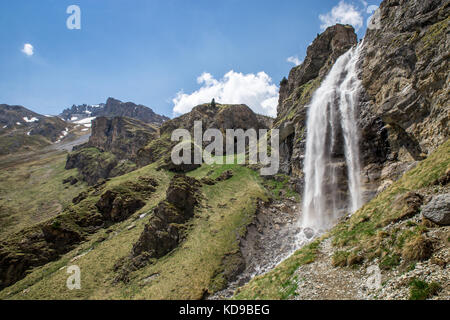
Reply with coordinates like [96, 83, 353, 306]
[211, 198, 308, 299]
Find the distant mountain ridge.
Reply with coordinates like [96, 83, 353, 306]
[0, 104, 74, 155]
[60, 98, 169, 125]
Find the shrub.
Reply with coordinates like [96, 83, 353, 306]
[409, 279, 442, 300]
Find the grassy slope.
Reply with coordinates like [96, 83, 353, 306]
[0, 158, 269, 299]
[0, 151, 86, 239]
[235, 140, 450, 300]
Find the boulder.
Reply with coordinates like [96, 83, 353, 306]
[422, 194, 450, 226]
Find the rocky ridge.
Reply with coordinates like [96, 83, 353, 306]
[60, 98, 169, 125]
[0, 104, 76, 155]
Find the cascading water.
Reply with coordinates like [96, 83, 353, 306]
[212, 42, 366, 299]
[301, 42, 364, 231]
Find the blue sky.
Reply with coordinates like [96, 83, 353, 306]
[0, 0, 381, 117]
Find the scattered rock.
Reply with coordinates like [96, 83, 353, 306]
[216, 170, 233, 182]
[303, 228, 315, 239]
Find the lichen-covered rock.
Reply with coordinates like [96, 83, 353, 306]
[215, 170, 233, 182]
[96, 177, 158, 222]
[96, 190, 145, 223]
[422, 194, 450, 225]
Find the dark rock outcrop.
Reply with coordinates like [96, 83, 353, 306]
[88, 116, 157, 161]
[65, 147, 119, 185]
[96, 178, 158, 222]
[131, 175, 201, 258]
[114, 175, 201, 282]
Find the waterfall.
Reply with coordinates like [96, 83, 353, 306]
[301, 42, 364, 231]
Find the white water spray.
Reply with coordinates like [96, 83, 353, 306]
[301, 42, 364, 231]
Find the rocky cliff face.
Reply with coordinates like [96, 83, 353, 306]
[359, 0, 449, 194]
[275, 0, 449, 199]
[60, 98, 169, 125]
[88, 116, 157, 161]
[275, 24, 358, 189]
[66, 117, 157, 185]
[137, 103, 273, 168]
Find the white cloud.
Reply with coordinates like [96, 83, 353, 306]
[21, 43, 34, 56]
[319, 1, 364, 31]
[287, 56, 302, 66]
[172, 71, 279, 117]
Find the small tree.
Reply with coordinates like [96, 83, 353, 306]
[211, 98, 216, 108]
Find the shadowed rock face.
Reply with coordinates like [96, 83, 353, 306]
[274, 24, 358, 191]
[113, 175, 201, 283]
[131, 175, 201, 258]
[88, 116, 157, 161]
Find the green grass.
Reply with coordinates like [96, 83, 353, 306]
[262, 174, 299, 201]
[234, 140, 449, 299]
[0, 151, 87, 239]
[409, 279, 442, 300]
[331, 140, 450, 264]
[234, 240, 320, 300]
[0, 158, 268, 300]
[0, 132, 50, 156]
